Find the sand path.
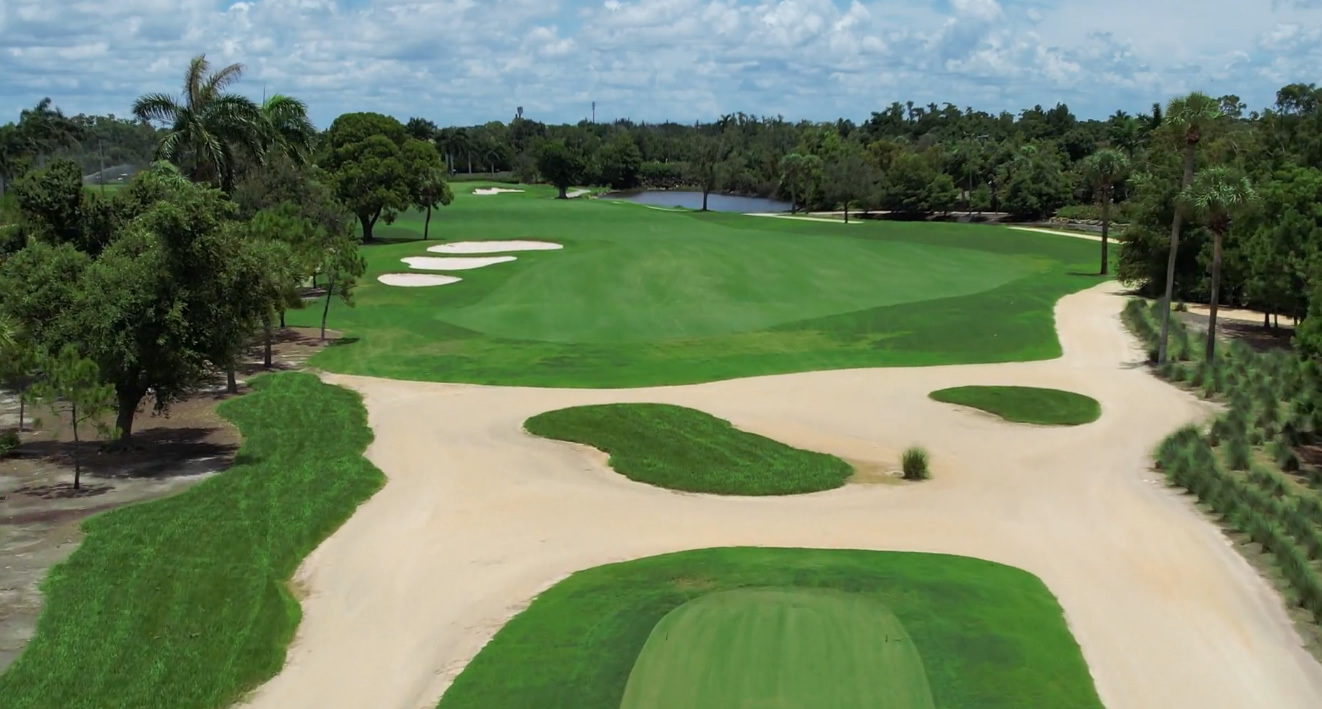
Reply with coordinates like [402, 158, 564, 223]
[242, 282, 1322, 709]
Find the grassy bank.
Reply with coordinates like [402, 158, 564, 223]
[1126, 300, 1322, 649]
[437, 548, 1103, 709]
[524, 403, 853, 495]
[930, 385, 1101, 425]
[0, 373, 385, 709]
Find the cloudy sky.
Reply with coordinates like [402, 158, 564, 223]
[2, 0, 1321, 129]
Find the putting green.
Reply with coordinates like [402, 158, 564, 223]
[437, 548, 1103, 709]
[620, 588, 936, 709]
[290, 182, 1107, 387]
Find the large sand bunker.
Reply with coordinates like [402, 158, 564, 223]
[425, 240, 563, 254]
[472, 188, 525, 196]
[245, 281, 1322, 709]
[376, 273, 462, 287]
[402, 256, 516, 271]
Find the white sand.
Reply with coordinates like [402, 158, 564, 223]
[402, 256, 516, 271]
[472, 187, 525, 196]
[1186, 303, 1293, 328]
[243, 281, 1322, 709]
[1009, 225, 1106, 242]
[566, 189, 591, 198]
[375, 273, 462, 287]
[744, 212, 859, 224]
[425, 240, 563, 254]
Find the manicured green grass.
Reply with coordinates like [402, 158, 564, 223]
[930, 385, 1102, 425]
[437, 548, 1103, 709]
[0, 373, 384, 709]
[620, 587, 935, 709]
[288, 182, 1105, 387]
[524, 403, 853, 495]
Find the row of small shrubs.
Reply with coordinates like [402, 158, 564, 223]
[1131, 298, 1322, 621]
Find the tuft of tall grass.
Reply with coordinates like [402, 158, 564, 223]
[1227, 434, 1253, 471]
[901, 446, 931, 481]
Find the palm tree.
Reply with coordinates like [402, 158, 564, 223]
[1181, 168, 1256, 364]
[132, 54, 263, 190]
[414, 166, 454, 240]
[1156, 92, 1223, 364]
[1081, 149, 1130, 275]
[258, 94, 315, 165]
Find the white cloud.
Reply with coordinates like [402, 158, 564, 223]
[1, 0, 1321, 128]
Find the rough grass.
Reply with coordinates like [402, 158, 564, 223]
[289, 182, 1105, 387]
[524, 403, 852, 495]
[929, 385, 1101, 426]
[0, 373, 384, 709]
[902, 446, 932, 480]
[436, 548, 1104, 709]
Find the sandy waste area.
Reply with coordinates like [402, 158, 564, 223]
[472, 188, 525, 195]
[401, 256, 516, 271]
[425, 240, 563, 254]
[242, 281, 1322, 709]
[376, 273, 462, 287]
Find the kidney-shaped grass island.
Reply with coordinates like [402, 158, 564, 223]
[523, 402, 854, 495]
[436, 548, 1104, 709]
[930, 385, 1102, 426]
[290, 185, 1107, 387]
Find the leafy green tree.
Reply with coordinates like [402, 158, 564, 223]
[879, 152, 937, 214]
[824, 153, 878, 222]
[405, 140, 453, 239]
[321, 112, 415, 241]
[319, 240, 366, 340]
[1181, 167, 1257, 363]
[0, 313, 39, 431]
[537, 140, 586, 199]
[999, 145, 1071, 218]
[927, 173, 960, 215]
[132, 55, 264, 190]
[685, 136, 728, 211]
[596, 133, 644, 189]
[1157, 92, 1223, 364]
[1081, 148, 1131, 275]
[32, 345, 115, 489]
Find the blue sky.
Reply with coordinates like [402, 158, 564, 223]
[2, 0, 1321, 129]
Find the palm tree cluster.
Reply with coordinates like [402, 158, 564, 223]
[132, 55, 315, 191]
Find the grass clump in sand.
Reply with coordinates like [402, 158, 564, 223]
[901, 446, 931, 480]
[523, 403, 852, 495]
[0, 373, 384, 709]
[929, 385, 1101, 426]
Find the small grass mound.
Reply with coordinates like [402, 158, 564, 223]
[930, 385, 1101, 426]
[902, 446, 931, 480]
[523, 403, 852, 495]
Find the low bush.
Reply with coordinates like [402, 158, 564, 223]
[0, 429, 18, 457]
[1227, 436, 1253, 471]
[901, 446, 931, 481]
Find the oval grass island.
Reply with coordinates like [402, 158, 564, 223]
[523, 403, 853, 495]
[436, 548, 1104, 709]
[930, 385, 1101, 426]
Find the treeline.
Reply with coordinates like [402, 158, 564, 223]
[0, 56, 452, 472]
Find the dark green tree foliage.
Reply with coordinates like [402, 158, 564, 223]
[12, 161, 119, 255]
[404, 140, 453, 240]
[879, 152, 938, 215]
[536, 140, 586, 199]
[31, 346, 115, 488]
[823, 153, 879, 222]
[321, 112, 429, 241]
[594, 133, 644, 189]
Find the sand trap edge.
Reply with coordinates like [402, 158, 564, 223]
[377, 273, 463, 287]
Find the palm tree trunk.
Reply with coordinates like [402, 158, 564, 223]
[1157, 144, 1197, 364]
[1205, 229, 1225, 363]
[1099, 189, 1110, 275]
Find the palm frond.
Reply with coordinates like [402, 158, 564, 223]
[133, 93, 183, 125]
[185, 55, 211, 109]
[204, 62, 247, 98]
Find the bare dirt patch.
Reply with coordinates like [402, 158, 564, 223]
[0, 327, 332, 672]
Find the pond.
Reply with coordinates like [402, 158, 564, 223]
[608, 190, 791, 213]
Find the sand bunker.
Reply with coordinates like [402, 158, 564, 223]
[402, 256, 516, 271]
[566, 189, 591, 199]
[425, 240, 563, 254]
[245, 281, 1322, 709]
[472, 188, 525, 196]
[376, 273, 462, 287]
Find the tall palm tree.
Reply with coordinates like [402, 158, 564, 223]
[258, 94, 315, 165]
[1181, 168, 1256, 364]
[1081, 149, 1130, 275]
[132, 54, 263, 190]
[1156, 92, 1223, 364]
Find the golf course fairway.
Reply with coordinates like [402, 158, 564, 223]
[619, 588, 935, 709]
[291, 184, 1106, 387]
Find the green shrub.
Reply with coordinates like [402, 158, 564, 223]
[901, 446, 930, 481]
[0, 429, 18, 458]
[1227, 436, 1253, 470]
[1272, 439, 1302, 472]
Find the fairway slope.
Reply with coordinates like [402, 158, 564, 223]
[242, 281, 1322, 709]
